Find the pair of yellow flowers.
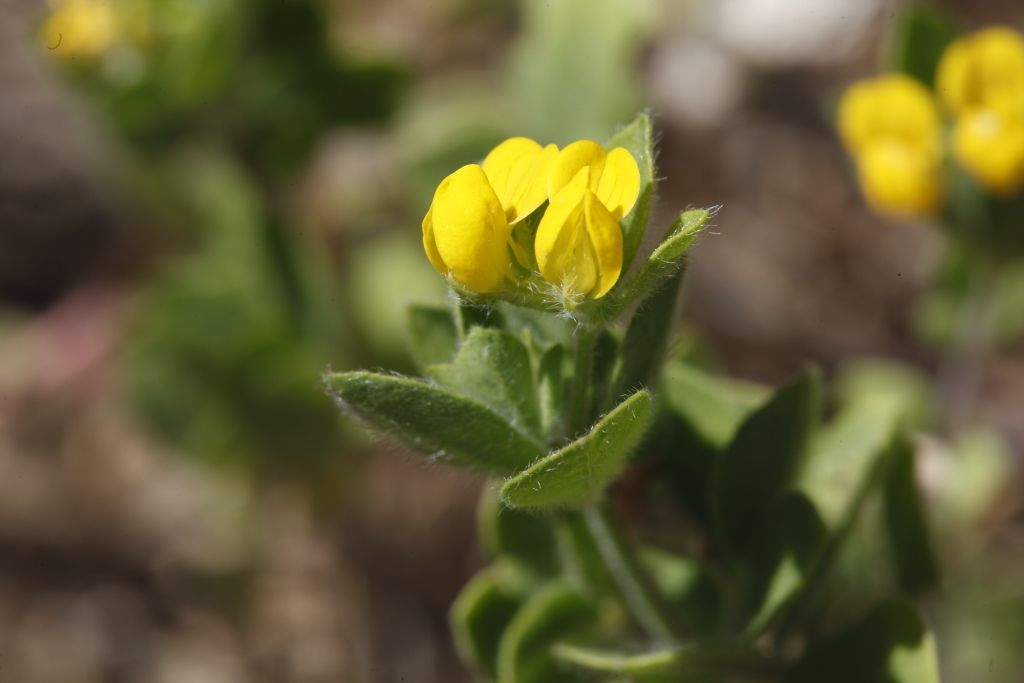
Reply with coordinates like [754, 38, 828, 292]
[422, 138, 641, 298]
[839, 26, 1024, 217]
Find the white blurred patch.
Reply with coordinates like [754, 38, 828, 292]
[712, 0, 886, 67]
[651, 37, 746, 127]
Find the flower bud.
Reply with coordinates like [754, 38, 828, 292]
[952, 108, 1024, 195]
[936, 27, 1024, 118]
[855, 142, 943, 217]
[547, 140, 641, 220]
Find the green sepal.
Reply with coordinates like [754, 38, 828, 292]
[479, 486, 560, 577]
[430, 327, 542, 437]
[451, 565, 528, 679]
[496, 582, 597, 683]
[603, 208, 709, 320]
[792, 600, 941, 683]
[661, 361, 768, 450]
[406, 304, 458, 371]
[606, 113, 655, 272]
[324, 370, 544, 476]
[710, 368, 820, 554]
[501, 390, 652, 510]
[883, 433, 940, 595]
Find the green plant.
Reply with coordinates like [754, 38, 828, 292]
[326, 114, 941, 682]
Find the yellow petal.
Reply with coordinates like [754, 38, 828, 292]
[548, 140, 608, 201]
[421, 207, 447, 275]
[936, 27, 1024, 117]
[582, 191, 623, 298]
[429, 165, 511, 293]
[595, 147, 641, 220]
[547, 140, 641, 220]
[536, 170, 623, 299]
[483, 138, 558, 223]
[952, 108, 1024, 195]
[41, 0, 119, 59]
[856, 142, 943, 218]
[837, 75, 941, 156]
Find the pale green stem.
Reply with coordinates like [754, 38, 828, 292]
[582, 504, 681, 644]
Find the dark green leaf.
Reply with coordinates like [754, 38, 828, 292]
[639, 547, 720, 633]
[501, 391, 652, 509]
[661, 361, 768, 450]
[606, 113, 655, 271]
[883, 434, 940, 595]
[451, 567, 526, 679]
[479, 487, 560, 576]
[406, 304, 457, 371]
[888, 7, 959, 87]
[325, 371, 544, 476]
[710, 369, 820, 553]
[431, 328, 542, 437]
[742, 493, 826, 636]
[496, 582, 596, 683]
[613, 266, 683, 399]
[538, 344, 567, 443]
[793, 600, 940, 683]
[588, 330, 621, 420]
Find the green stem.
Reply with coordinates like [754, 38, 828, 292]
[581, 504, 681, 644]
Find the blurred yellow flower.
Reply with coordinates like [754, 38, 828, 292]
[936, 27, 1024, 117]
[41, 0, 119, 60]
[952, 108, 1024, 195]
[856, 142, 944, 217]
[535, 168, 623, 299]
[837, 74, 942, 157]
[547, 140, 641, 220]
[837, 75, 943, 217]
[423, 137, 557, 293]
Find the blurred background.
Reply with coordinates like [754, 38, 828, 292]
[0, 0, 1022, 680]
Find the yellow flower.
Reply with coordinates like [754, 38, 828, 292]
[855, 142, 943, 217]
[952, 108, 1024, 195]
[423, 137, 557, 293]
[837, 74, 942, 157]
[547, 140, 641, 220]
[535, 168, 623, 300]
[837, 75, 944, 217]
[40, 0, 119, 60]
[936, 27, 1024, 118]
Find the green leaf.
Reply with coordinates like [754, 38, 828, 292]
[605, 209, 709, 319]
[538, 344, 567, 442]
[325, 371, 544, 476]
[480, 487, 560, 576]
[588, 330, 621, 420]
[883, 434, 940, 595]
[793, 600, 941, 683]
[661, 361, 768, 450]
[457, 301, 506, 335]
[888, 7, 959, 87]
[552, 513, 617, 596]
[451, 567, 526, 679]
[552, 643, 684, 678]
[406, 304, 457, 371]
[496, 582, 596, 683]
[742, 493, 826, 636]
[501, 391, 652, 509]
[613, 265, 683, 399]
[431, 328, 542, 437]
[606, 113, 655, 271]
[639, 547, 720, 633]
[710, 369, 820, 553]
